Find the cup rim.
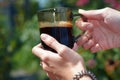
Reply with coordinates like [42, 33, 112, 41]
[37, 7, 71, 13]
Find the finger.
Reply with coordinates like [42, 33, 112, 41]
[40, 33, 62, 52]
[76, 31, 92, 46]
[78, 9, 104, 20]
[83, 39, 95, 50]
[32, 43, 56, 61]
[76, 19, 93, 31]
[47, 71, 57, 80]
[32, 43, 43, 49]
[40, 34, 80, 61]
[72, 43, 78, 51]
[41, 62, 53, 72]
[32, 43, 43, 57]
[90, 43, 102, 53]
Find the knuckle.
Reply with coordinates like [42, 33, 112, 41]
[90, 47, 94, 52]
[103, 7, 111, 14]
[101, 7, 111, 17]
[32, 47, 35, 53]
[42, 54, 49, 62]
[47, 37, 56, 47]
[42, 65, 49, 71]
[58, 45, 67, 54]
[32, 46, 36, 54]
[83, 44, 88, 50]
[104, 7, 110, 11]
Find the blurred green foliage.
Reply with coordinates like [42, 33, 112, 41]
[0, 0, 120, 80]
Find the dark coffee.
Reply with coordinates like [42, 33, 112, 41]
[38, 7, 85, 52]
[39, 22, 74, 51]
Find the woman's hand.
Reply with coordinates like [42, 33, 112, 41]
[76, 7, 120, 53]
[32, 34, 86, 80]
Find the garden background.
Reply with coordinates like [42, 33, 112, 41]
[0, 0, 120, 80]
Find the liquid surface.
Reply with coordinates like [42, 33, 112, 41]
[39, 21, 73, 28]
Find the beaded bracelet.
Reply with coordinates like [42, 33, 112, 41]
[73, 70, 97, 80]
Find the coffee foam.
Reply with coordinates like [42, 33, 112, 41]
[39, 21, 73, 28]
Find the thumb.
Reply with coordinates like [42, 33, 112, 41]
[79, 9, 104, 20]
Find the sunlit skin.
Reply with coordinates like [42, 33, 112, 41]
[32, 7, 120, 80]
[32, 34, 86, 80]
[76, 7, 120, 53]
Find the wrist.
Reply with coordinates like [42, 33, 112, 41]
[62, 67, 86, 80]
[67, 67, 86, 80]
[73, 70, 97, 80]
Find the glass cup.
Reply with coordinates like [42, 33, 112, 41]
[37, 7, 85, 52]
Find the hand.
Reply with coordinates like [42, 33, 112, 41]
[32, 34, 86, 80]
[76, 7, 120, 53]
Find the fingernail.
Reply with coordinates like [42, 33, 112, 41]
[40, 34, 48, 41]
